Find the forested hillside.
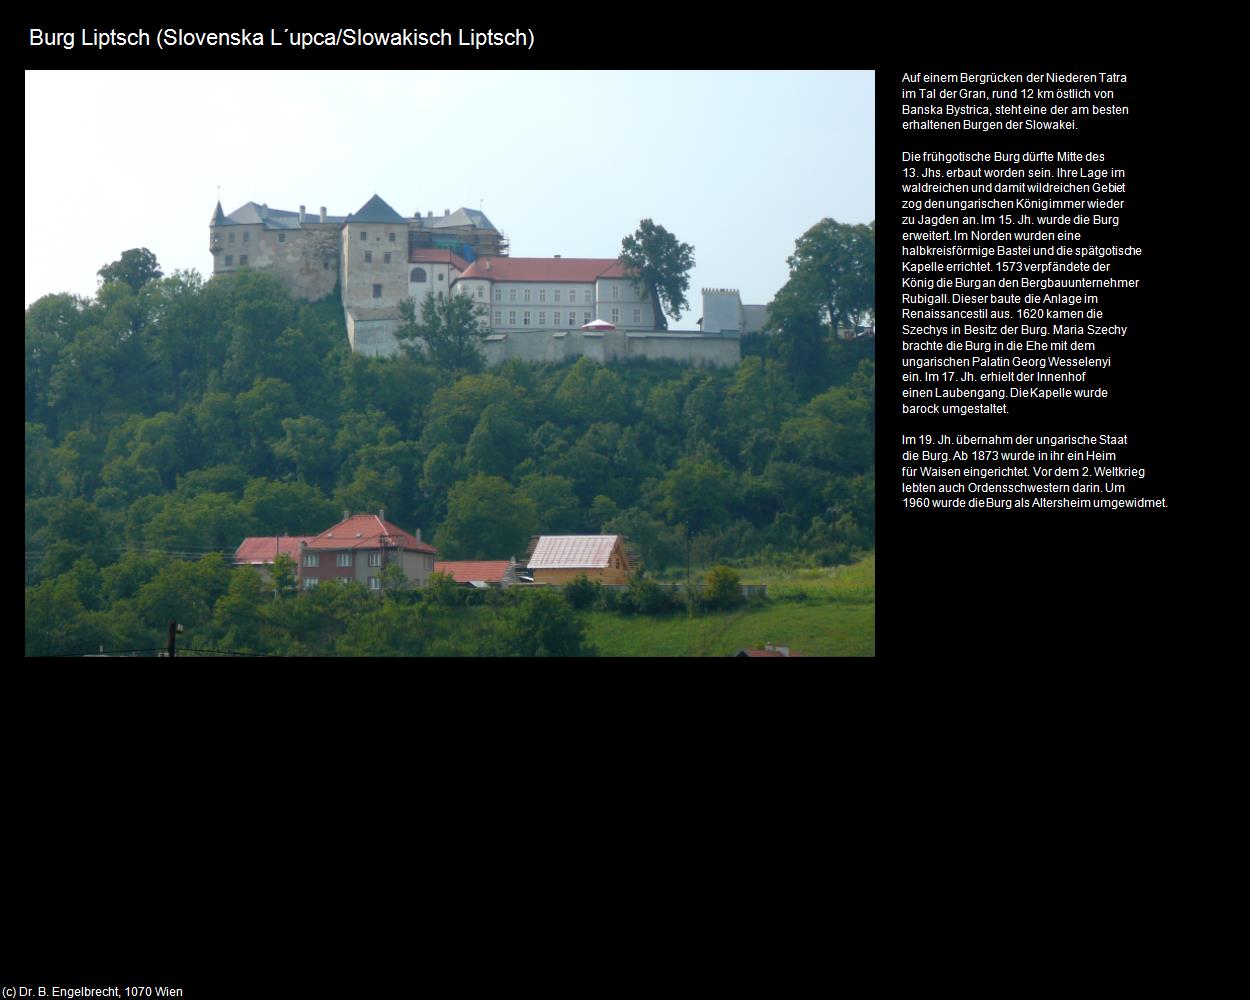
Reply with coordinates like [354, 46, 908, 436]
[26, 223, 874, 656]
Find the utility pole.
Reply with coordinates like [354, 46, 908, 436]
[167, 620, 178, 658]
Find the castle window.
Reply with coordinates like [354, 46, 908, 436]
[438, 273, 444, 281]
[611, 308, 620, 324]
[495, 311, 502, 325]
[239, 255, 248, 266]
[494, 289, 501, 302]
[224, 255, 233, 266]
[523, 312, 530, 325]
[278, 233, 286, 243]
[612, 283, 619, 299]
[373, 284, 383, 298]
[243, 232, 250, 243]
[388, 232, 396, 242]
[360, 231, 368, 241]
[538, 312, 546, 326]
[524, 289, 531, 302]
[384, 252, 392, 264]
[509, 311, 516, 325]
[584, 312, 592, 324]
[411, 268, 427, 283]
[228, 233, 235, 244]
[633, 308, 641, 323]
[324, 261, 330, 270]
[554, 289, 561, 303]
[539, 289, 546, 303]
[476, 287, 483, 299]
[554, 312, 561, 326]
[509, 289, 517, 302]
[584, 289, 592, 303]
[364, 251, 372, 263]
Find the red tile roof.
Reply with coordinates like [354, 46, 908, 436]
[457, 257, 631, 284]
[434, 561, 514, 585]
[306, 514, 438, 554]
[234, 536, 314, 565]
[409, 248, 470, 271]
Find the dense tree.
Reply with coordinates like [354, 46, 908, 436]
[619, 220, 695, 330]
[435, 474, 538, 560]
[394, 292, 487, 372]
[98, 248, 163, 293]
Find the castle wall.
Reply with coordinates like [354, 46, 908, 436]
[480, 328, 740, 368]
[341, 221, 409, 312]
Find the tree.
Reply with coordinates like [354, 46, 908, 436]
[619, 220, 695, 330]
[98, 248, 163, 293]
[435, 474, 538, 560]
[394, 293, 487, 372]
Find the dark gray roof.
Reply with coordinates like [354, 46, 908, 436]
[420, 207, 497, 231]
[347, 194, 406, 224]
[217, 202, 347, 229]
[212, 201, 228, 226]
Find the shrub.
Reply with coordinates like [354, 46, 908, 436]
[702, 566, 743, 610]
[563, 573, 597, 610]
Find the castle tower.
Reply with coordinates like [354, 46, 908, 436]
[341, 194, 410, 356]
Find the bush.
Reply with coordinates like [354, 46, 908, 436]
[702, 566, 743, 610]
[621, 574, 678, 615]
[595, 586, 620, 612]
[563, 573, 597, 610]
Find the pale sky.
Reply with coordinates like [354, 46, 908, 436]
[25, 70, 874, 313]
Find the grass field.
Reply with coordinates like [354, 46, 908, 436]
[582, 554, 875, 658]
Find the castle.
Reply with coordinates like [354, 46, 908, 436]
[209, 194, 763, 368]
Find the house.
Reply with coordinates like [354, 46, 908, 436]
[433, 560, 520, 589]
[298, 511, 439, 592]
[524, 535, 633, 586]
[233, 536, 314, 583]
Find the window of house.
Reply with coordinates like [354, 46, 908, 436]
[368, 577, 381, 591]
[239, 255, 248, 266]
[303, 578, 319, 590]
[538, 312, 546, 326]
[373, 284, 383, 298]
[224, 255, 233, 266]
[384, 252, 392, 264]
[539, 289, 546, 303]
[303, 554, 320, 567]
[337, 553, 353, 567]
[368, 552, 382, 567]
[411, 268, 427, 283]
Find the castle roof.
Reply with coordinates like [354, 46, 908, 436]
[347, 194, 406, 224]
[457, 257, 630, 284]
[417, 207, 497, 231]
[409, 248, 470, 271]
[211, 201, 228, 226]
[216, 202, 348, 228]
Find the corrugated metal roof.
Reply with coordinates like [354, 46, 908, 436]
[528, 535, 619, 569]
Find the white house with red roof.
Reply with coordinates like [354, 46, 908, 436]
[298, 511, 439, 592]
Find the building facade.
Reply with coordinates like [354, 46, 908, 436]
[298, 512, 438, 592]
[211, 194, 745, 368]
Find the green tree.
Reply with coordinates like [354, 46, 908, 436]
[395, 293, 487, 372]
[619, 219, 695, 330]
[98, 248, 163, 293]
[701, 566, 743, 610]
[435, 474, 538, 560]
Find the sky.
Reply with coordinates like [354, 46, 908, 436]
[25, 70, 874, 314]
